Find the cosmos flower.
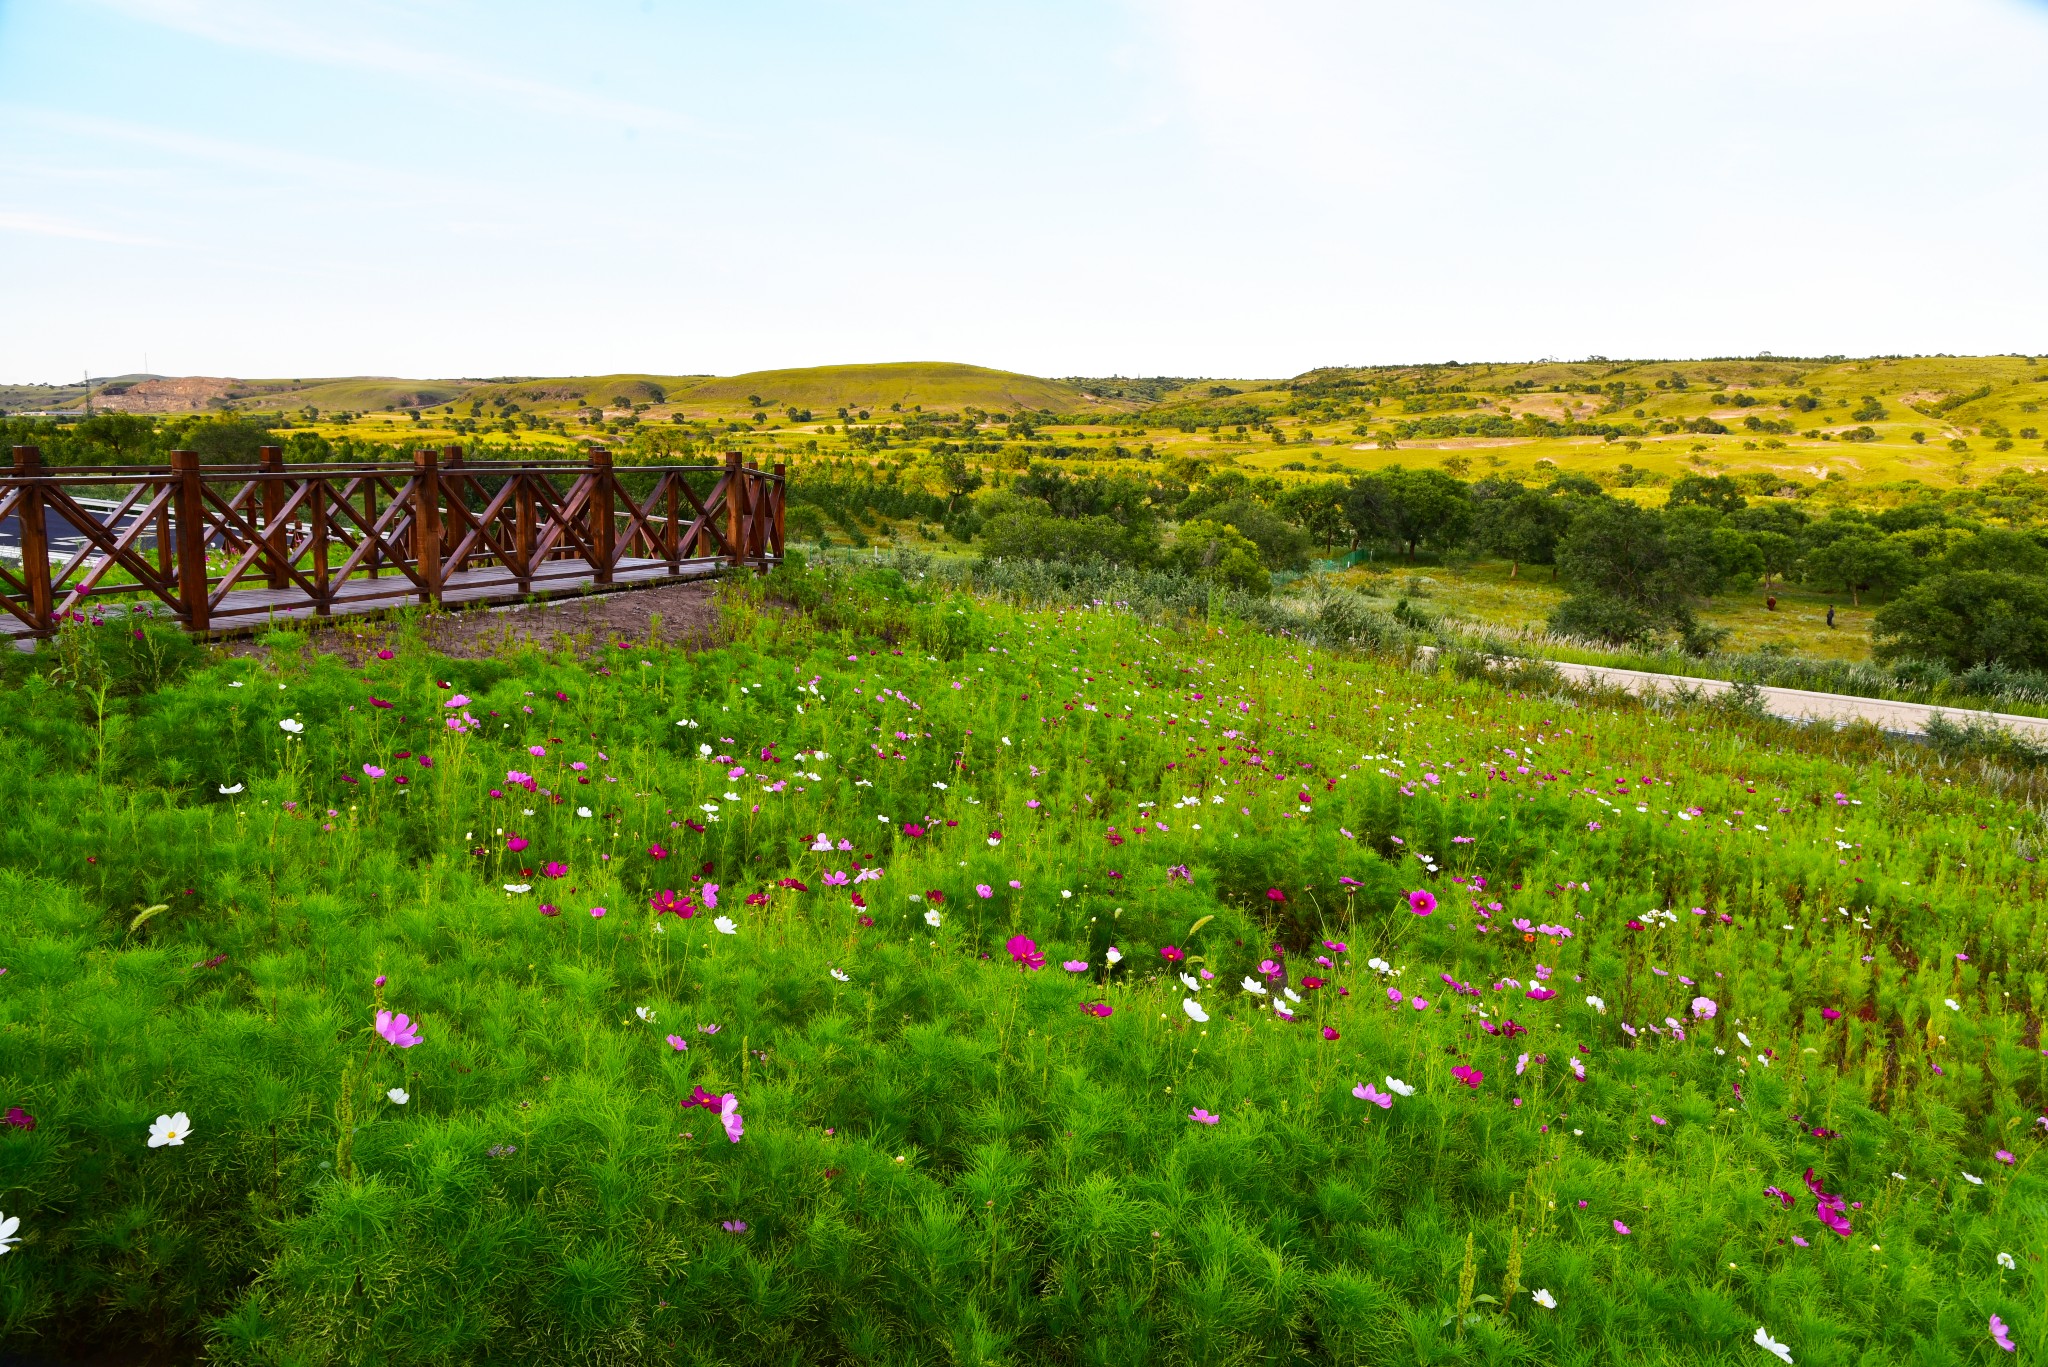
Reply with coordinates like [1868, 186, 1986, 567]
[1408, 890, 1437, 916]
[1754, 1326, 1793, 1364]
[375, 1011, 423, 1048]
[714, 916, 737, 934]
[1353, 1082, 1392, 1108]
[924, 909, 943, 928]
[1182, 998, 1209, 1023]
[387, 1088, 409, 1105]
[1188, 1108, 1219, 1125]
[1450, 1065, 1483, 1089]
[148, 1112, 192, 1147]
[1991, 1315, 2015, 1353]
[1532, 1289, 1557, 1310]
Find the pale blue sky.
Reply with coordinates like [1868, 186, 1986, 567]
[2, 0, 2045, 381]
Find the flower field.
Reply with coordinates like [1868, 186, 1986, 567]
[0, 561, 2043, 1365]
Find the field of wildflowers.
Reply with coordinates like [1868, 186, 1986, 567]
[0, 560, 2042, 1365]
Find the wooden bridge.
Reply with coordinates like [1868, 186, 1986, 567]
[1, 444, 785, 641]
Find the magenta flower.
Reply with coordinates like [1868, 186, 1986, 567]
[1450, 1065, 1483, 1089]
[1411, 996, 1430, 1011]
[1321, 1027, 1340, 1041]
[1822, 1007, 1842, 1020]
[1991, 1315, 2015, 1353]
[539, 903, 559, 917]
[1081, 1002, 1112, 1018]
[362, 764, 385, 779]
[1995, 1149, 2015, 1165]
[506, 836, 528, 853]
[1160, 945, 1186, 963]
[1189, 1108, 1219, 1125]
[1387, 987, 1402, 1005]
[1266, 887, 1286, 903]
[3, 1106, 34, 1131]
[901, 823, 925, 838]
[722, 1219, 748, 1233]
[373, 974, 386, 987]
[374, 1010, 422, 1049]
[665, 1034, 687, 1052]
[647, 843, 669, 860]
[542, 861, 567, 879]
[1612, 1220, 1630, 1235]
[1353, 1082, 1392, 1108]
[1805, 1168, 1852, 1237]
[589, 906, 606, 919]
[701, 884, 719, 910]
[528, 745, 545, 757]
[719, 1093, 744, 1143]
[1005, 935, 1046, 971]
[1526, 986, 1556, 1001]
[976, 884, 993, 899]
[1408, 890, 1436, 916]
[1765, 1185, 1793, 1208]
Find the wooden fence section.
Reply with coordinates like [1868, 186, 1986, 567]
[0, 445, 784, 639]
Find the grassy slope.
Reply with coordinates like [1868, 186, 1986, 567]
[673, 362, 1128, 417]
[0, 577, 2040, 1363]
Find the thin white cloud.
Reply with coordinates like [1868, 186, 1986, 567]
[91, 0, 696, 132]
[0, 209, 161, 245]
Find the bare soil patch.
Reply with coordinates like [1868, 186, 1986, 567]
[226, 580, 726, 664]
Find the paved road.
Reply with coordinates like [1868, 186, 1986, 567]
[1526, 655, 2048, 742]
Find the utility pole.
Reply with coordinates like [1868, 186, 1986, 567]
[83, 368, 93, 418]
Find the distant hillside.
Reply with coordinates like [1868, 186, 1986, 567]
[673, 362, 1128, 416]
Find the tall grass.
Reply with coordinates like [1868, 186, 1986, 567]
[0, 563, 2040, 1364]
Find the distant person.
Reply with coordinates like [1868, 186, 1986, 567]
[1826, 605, 1836, 629]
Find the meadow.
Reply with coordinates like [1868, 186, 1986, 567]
[0, 559, 2041, 1365]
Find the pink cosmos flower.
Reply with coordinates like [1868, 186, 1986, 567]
[539, 903, 559, 917]
[590, 906, 606, 918]
[1353, 1082, 1392, 1108]
[1450, 1064, 1482, 1088]
[1991, 1315, 2015, 1353]
[541, 861, 567, 879]
[1822, 1007, 1842, 1020]
[1691, 996, 1717, 1019]
[1995, 1149, 2015, 1165]
[647, 843, 668, 860]
[976, 884, 993, 899]
[1526, 986, 1556, 1001]
[506, 836, 528, 853]
[1411, 997, 1430, 1011]
[822, 871, 849, 886]
[4, 1106, 35, 1131]
[722, 1219, 747, 1233]
[362, 764, 385, 779]
[1161, 945, 1186, 963]
[528, 745, 545, 757]
[1266, 888, 1286, 903]
[1612, 1220, 1630, 1235]
[1081, 1002, 1112, 1018]
[1805, 1168, 1852, 1237]
[1189, 1108, 1219, 1125]
[1005, 935, 1046, 971]
[701, 884, 719, 910]
[1062, 960, 1088, 972]
[720, 1093, 744, 1142]
[1408, 890, 1437, 915]
[1321, 1027, 1340, 1041]
[666, 1035, 687, 1051]
[374, 1010, 422, 1049]
[1387, 988, 1403, 1005]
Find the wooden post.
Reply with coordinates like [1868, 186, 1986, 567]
[589, 446, 615, 583]
[724, 450, 746, 570]
[413, 448, 442, 605]
[769, 461, 786, 567]
[311, 477, 330, 614]
[514, 471, 535, 591]
[663, 475, 680, 571]
[440, 444, 467, 573]
[259, 445, 287, 590]
[11, 446, 52, 635]
[170, 449, 210, 630]
[365, 481, 380, 578]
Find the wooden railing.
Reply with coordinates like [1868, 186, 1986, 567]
[0, 445, 784, 637]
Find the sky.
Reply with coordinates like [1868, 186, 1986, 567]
[2, 0, 2045, 382]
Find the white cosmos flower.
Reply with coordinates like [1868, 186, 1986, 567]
[1104, 946, 1122, 965]
[1962, 1171, 1983, 1185]
[635, 1006, 655, 1022]
[723, 791, 741, 802]
[701, 803, 720, 814]
[1753, 1326, 1793, 1364]
[1179, 972, 1200, 992]
[387, 1088, 409, 1105]
[932, 781, 948, 790]
[810, 833, 833, 852]
[1998, 1251, 2016, 1269]
[148, 1112, 192, 1147]
[278, 718, 304, 734]
[1944, 998, 1960, 1012]
[0, 1211, 18, 1254]
[1532, 1289, 1556, 1309]
[218, 783, 244, 795]
[228, 680, 243, 688]
[924, 909, 943, 928]
[1273, 1003, 1296, 1021]
[1384, 1076, 1414, 1096]
[503, 883, 531, 894]
[1738, 1031, 1753, 1047]
[831, 968, 850, 983]
[576, 806, 593, 818]
[1283, 987, 1301, 1003]
[714, 916, 737, 935]
[698, 743, 713, 756]
[1585, 995, 1606, 1013]
[1181, 997, 1209, 1023]
[1242, 976, 1269, 995]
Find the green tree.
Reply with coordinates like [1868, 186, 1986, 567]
[1471, 478, 1570, 579]
[75, 412, 156, 460]
[1804, 531, 1917, 606]
[1167, 520, 1269, 594]
[1549, 500, 1692, 644]
[1665, 473, 1746, 515]
[1344, 467, 1473, 561]
[1873, 571, 2048, 671]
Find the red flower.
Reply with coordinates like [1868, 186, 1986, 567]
[1300, 976, 1325, 990]
[925, 890, 945, 905]
[746, 892, 770, 907]
[777, 878, 810, 892]
[857, 913, 875, 927]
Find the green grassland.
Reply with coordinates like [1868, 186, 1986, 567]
[0, 570, 2042, 1364]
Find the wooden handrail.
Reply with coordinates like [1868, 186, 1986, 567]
[1, 445, 783, 638]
